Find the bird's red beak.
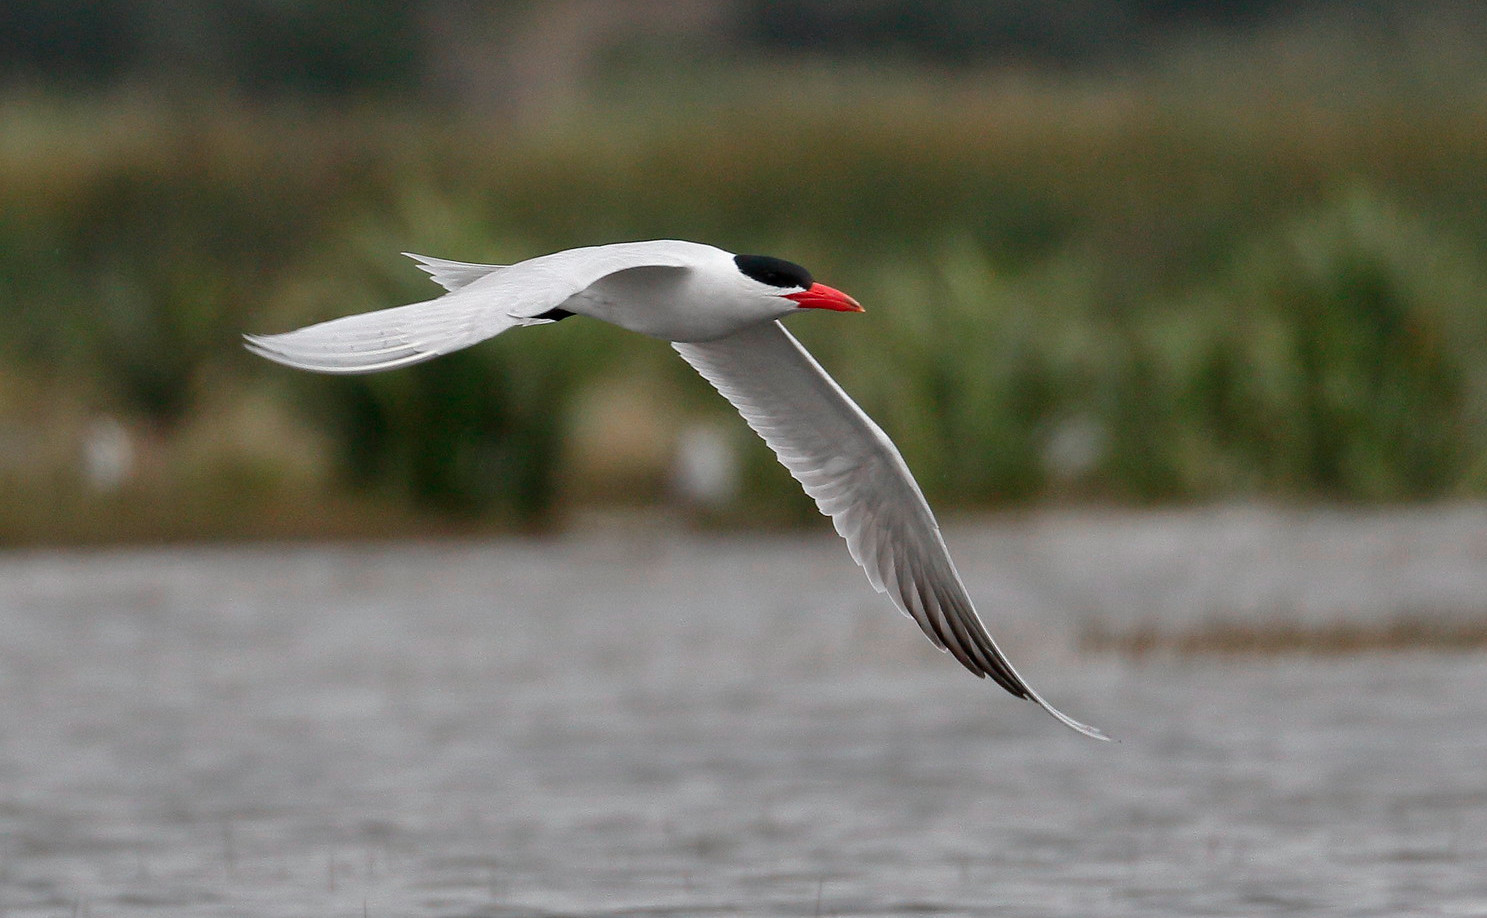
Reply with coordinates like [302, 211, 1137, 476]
[785, 283, 864, 313]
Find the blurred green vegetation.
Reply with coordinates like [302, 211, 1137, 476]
[4, 33, 1487, 543]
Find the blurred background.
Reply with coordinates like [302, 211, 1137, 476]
[4, 0, 1487, 543]
[9, 6, 1487, 914]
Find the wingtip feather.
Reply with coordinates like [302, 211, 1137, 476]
[1024, 689, 1110, 741]
[242, 330, 432, 375]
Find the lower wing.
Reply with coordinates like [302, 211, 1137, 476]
[674, 320, 1106, 740]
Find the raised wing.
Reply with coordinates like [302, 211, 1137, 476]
[244, 293, 506, 374]
[674, 321, 1106, 739]
[245, 240, 708, 375]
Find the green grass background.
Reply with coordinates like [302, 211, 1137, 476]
[4, 30, 1487, 543]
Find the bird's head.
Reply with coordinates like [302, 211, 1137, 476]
[733, 254, 863, 315]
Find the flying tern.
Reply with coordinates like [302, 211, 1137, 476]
[245, 240, 1106, 739]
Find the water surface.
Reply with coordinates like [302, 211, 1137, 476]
[2, 508, 1485, 916]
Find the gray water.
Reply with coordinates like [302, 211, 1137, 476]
[2, 506, 1487, 917]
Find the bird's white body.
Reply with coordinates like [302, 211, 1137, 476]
[246, 239, 1106, 740]
[536, 241, 794, 341]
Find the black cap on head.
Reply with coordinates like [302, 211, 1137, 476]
[734, 254, 813, 290]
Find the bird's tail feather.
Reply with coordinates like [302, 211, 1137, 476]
[243, 293, 521, 375]
[402, 252, 506, 292]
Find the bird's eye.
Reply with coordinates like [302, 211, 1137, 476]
[734, 254, 813, 290]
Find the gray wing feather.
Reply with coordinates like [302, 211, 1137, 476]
[243, 291, 516, 374]
[245, 241, 702, 375]
[674, 320, 1106, 740]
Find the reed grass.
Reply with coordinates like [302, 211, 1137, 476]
[4, 38, 1487, 541]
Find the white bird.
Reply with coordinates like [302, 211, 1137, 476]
[245, 240, 1106, 740]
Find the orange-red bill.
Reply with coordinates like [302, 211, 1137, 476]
[784, 283, 863, 313]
